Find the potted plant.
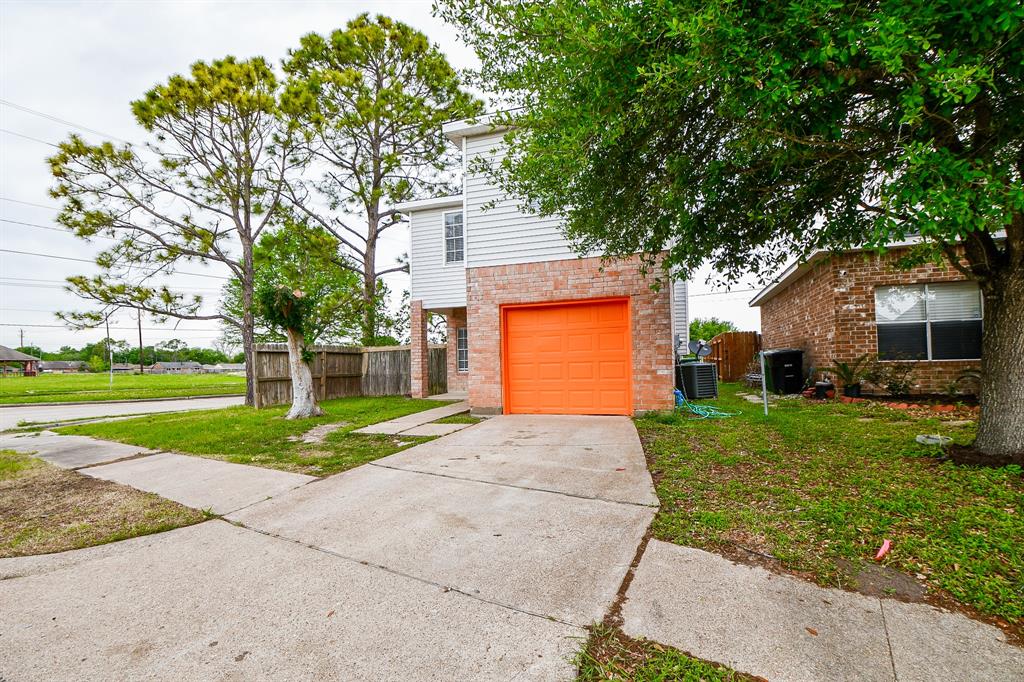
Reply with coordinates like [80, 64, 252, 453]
[830, 354, 869, 397]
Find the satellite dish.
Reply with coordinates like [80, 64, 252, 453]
[688, 339, 713, 358]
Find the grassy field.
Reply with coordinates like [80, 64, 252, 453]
[637, 383, 1023, 629]
[0, 449, 207, 557]
[60, 396, 449, 476]
[0, 373, 246, 404]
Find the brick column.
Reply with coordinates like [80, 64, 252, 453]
[410, 299, 429, 398]
[446, 307, 468, 392]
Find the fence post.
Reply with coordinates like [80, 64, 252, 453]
[321, 348, 327, 400]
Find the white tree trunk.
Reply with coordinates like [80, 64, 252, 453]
[284, 327, 323, 420]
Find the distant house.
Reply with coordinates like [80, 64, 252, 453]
[750, 243, 981, 394]
[110, 363, 138, 374]
[210, 362, 245, 374]
[39, 360, 86, 374]
[149, 361, 203, 374]
[0, 346, 41, 376]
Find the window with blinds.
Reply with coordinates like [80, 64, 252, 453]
[456, 327, 468, 372]
[444, 211, 464, 264]
[874, 282, 982, 360]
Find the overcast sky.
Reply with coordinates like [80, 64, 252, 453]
[0, 0, 760, 353]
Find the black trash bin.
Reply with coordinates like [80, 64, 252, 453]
[762, 349, 804, 394]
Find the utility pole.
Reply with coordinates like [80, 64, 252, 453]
[137, 308, 144, 374]
[105, 312, 113, 390]
[19, 328, 24, 348]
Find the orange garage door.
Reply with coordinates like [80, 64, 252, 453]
[502, 298, 632, 415]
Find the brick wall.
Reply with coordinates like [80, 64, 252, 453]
[759, 247, 979, 394]
[760, 259, 838, 374]
[466, 255, 675, 414]
[409, 299, 429, 398]
[446, 308, 468, 393]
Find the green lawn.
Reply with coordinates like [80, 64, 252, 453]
[0, 373, 246, 404]
[575, 625, 751, 681]
[637, 383, 1023, 628]
[1, 449, 206, 558]
[59, 396, 446, 476]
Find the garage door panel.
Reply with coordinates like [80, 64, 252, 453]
[504, 299, 631, 416]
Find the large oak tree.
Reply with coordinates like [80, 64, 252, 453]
[441, 0, 1024, 456]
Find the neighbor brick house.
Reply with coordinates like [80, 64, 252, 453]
[750, 245, 982, 393]
[398, 116, 688, 415]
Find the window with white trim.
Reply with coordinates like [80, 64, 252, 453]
[874, 282, 982, 361]
[444, 211, 464, 264]
[456, 327, 468, 372]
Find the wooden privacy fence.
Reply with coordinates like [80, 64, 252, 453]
[253, 344, 447, 408]
[708, 332, 762, 382]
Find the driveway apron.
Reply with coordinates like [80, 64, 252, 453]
[0, 414, 656, 680]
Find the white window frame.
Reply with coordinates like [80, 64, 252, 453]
[874, 282, 983, 362]
[456, 327, 468, 372]
[443, 210, 464, 265]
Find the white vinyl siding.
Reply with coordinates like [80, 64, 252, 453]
[465, 132, 588, 267]
[409, 206, 466, 308]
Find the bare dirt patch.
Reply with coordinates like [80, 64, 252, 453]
[0, 450, 206, 557]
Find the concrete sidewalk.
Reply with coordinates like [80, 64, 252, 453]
[622, 540, 1024, 682]
[352, 400, 469, 435]
[0, 430, 158, 468]
[83, 452, 315, 515]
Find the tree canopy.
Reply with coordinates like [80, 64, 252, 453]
[281, 13, 483, 343]
[441, 0, 1024, 455]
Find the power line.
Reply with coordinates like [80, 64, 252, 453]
[0, 247, 231, 280]
[688, 287, 758, 297]
[0, 128, 59, 148]
[0, 325, 225, 333]
[0, 98, 133, 145]
[0, 196, 59, 211]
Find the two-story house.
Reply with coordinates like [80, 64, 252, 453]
[398, 116, 688, 416]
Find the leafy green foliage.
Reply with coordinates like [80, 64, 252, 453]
[688, 317, 738, 343]
[829, 353, 871, 385]
[441, 1, 1023, 285]
[636, 384, 1023, 624]
[282, 14, 483, 343]
[226, 223, 362, 348]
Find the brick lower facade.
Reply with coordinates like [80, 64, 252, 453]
[409, 300, 429, 398]
[758, 247, 980, 394]
[465, 255, 675, 415]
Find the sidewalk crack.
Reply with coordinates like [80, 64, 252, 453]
[879, 598, 899, 682]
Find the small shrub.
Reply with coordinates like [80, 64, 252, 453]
[863, 355, 916, 396]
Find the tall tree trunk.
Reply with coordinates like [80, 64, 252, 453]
[361, 212, 378, 345]
[283, 327, 323, 420]
[974, 264, 1024, 456]
[240, 240, 257, 408]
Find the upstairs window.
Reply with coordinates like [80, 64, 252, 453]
[444, 210, 464, 264]
[874, 282, 982, 361]
[456, 327, 469, 372]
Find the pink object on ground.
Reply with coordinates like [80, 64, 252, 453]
[875, 539, 892, 561]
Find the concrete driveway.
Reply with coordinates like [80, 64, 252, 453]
[0, 414, 656, 680]
[0, 395, 244, 430]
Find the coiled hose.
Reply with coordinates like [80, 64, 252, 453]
[674, 388, 739, 419]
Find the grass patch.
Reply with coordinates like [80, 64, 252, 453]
[433, 413, 482, 425]
[0, 373, 245, 404]
[575, 625, 751, 681]
[58, 396, 446, 476]
[0, 449, 206, 558]
[637, 383, 1023, 629]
